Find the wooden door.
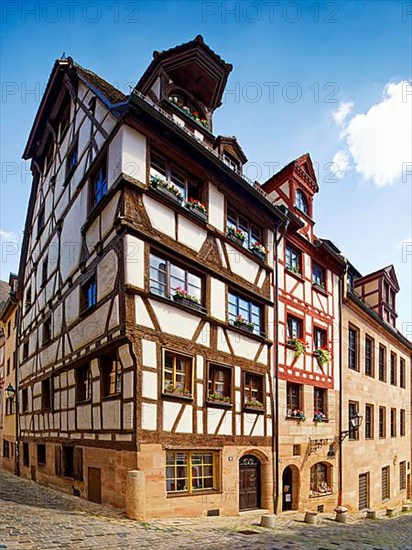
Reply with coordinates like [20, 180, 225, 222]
[282, 467, 293, 511]
[239, 455, 260, 511]
[88, 467, 102, 504]
[359, 473, 369, 510]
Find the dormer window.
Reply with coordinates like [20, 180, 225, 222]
[223, 152, 240, 172]
[295, 189, 309, 215]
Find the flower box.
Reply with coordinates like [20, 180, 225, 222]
[150, 177, 183, 204]
[207, 394, 232, 408]
[313, 413, 328, 422]
[227, 227, 247, 246]
[251, 248, 267, 261]
[163, 386, 192, 400]
[244, 402, 265, 413]
[185, 202, 207, 221]
[173, 294, 203, 312]
[287, 410, 306, 421]
[234, 320, 255, 333]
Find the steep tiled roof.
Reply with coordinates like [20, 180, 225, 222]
[74, 63, 127, 104]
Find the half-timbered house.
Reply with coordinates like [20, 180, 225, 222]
[262, 156, 346, 513]
[17, 36, 290, 517]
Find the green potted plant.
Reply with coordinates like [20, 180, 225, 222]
[185, 198, 207, 220]
[250, 241, 268, 260]
[227, 225, 246, 245]
[314, 347, 331, 366]
[207, 393, 232, 406]
[150, 175, 183, 203]
[164, 383, 192, 398]
[244, 399, 264, 412]
[288, 337, 308, 358]
[173, 287, 202, 311]
[234, 314, 255, 333]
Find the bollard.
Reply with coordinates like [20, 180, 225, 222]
[366, 510, 377, 519]
[334, 506, 348, 523]
[125, 470, 146, 521]
[402, 504, 411, 513]
[386, 507, 396, 518]
[304, 511, 318, 525]
[260, 514, 276, 528]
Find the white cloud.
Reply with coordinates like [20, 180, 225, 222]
[332, 150, 351, 179]
[333, 101, 353, 128]
[0, 229, 18, 242]
[332, 81, 412, 188]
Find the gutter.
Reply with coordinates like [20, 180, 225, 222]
[14, 304, 20, 477]
[337, 271, 345, 506]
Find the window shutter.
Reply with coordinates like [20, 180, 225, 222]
[55, 445, 61, 476]
[73, 447, 83, 481]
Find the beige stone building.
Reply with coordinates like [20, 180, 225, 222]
[0, 275, 19, 473]
[341, 264, 412, 511]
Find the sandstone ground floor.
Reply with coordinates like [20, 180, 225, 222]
[1, 469, 412, 550]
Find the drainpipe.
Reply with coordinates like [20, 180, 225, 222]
[337, 268, 346, 506]
[14, 303, 21, 477]
[273, 218, 289, 514]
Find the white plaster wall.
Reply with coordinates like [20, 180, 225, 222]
[143, 195, 175, 238]
[124, 235, 145, 288]
[225, 244, 260, 282]
[142, 402, 157, 430]
[142, 339, 157, 368]
[210, 278, 226, 321]
[177, 216, 207, 251]
[150, 300, 202, 339]
[142, 371, 157, 399]
[208, 183, 224, 232]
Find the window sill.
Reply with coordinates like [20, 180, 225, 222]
[309, 492, 333, 498]
[162, 391, 193, 402]
[101, 393, 121, 401]
[243, 405, 265, 414]
[79, 304, 97, 318]
[76, 399, 92, 406]
[166, 488, 220, 499]
[149, 290, 208, 316]
[285, 267, 304, 281]
[206, 399, 233, 410]
[312, 283, 327, 296]
[225, 233, 269, 267]
[285, 415, 306, 421]
[313, 418, 329, 423]
[227, 321, 267, 342]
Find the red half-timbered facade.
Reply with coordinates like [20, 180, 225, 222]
[263, 154, 346, 512]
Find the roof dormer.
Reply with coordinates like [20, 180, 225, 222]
[135, 35, 232, 134]
[214, 135, 248, 172]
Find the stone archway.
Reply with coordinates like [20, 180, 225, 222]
[282, 464, 300, 511]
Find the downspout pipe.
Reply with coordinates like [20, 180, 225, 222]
[273, 218, 290, 514]
[337, 266, 347, 506]
[14, 303, 21, 477]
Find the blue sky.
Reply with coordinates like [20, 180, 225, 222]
[1, 0, 411, 335]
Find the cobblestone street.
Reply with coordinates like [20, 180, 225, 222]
[0, 470, 411, 549]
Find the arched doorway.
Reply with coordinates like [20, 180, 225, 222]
[282, 465, 299, 511]
[239, 455, 261, 511]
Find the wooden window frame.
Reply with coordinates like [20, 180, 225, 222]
[41, 377, 53, 411]
[365, 404, 374, 440]
[348, 401, 360, 440]
[150, 150, 203, 203]
[162, 349, 194, 399]
[22, 442, 29, 467]
[295, 188, 309, 215]
[312, 262, 326, 289]
[149, 252, 204, 306]
[287, 314, 303, 340]
[42, 316, 52, 346]
[348, 325, 359, 371]
[310, 462, 332, 496]
[100, 352, 121, 398]
[80, 274, 97, 314]
[207, 364, 232, 405]
[228, 290, 263, 336]
[399, 358, 406, 388]
[226, 204, 263, 250]
[364, 335, 374, 377]
[400, 461, 406, 491]
[313, 326, 327, 350]
[285, 243, 302, 275]
[65, 138, 78, 183]
[400, 409, 406, 436]
[378, 345, 387, 382]
[165, 450, 219, 495]
[89, 154, 108, 211]
[314, 387, 327, 418]
[390, 352, 397, 386]
[75, 363, 92, 403]
[37, 204, 45, 239]
[286, 382, 303, 417]
[390, 408, 397, 438]
[243, 372, 264, 409]
[22, 388, 28, 413]
[379, 406, 386, 439]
